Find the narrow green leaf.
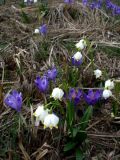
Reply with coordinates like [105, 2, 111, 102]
[80, 107, 92, 130]
[64, 142, 76, 152]
[21, 11, 30, 23]
[76, 149, 84, 160]
[66, 101, 75, 130]
[73, 127, 78, 138]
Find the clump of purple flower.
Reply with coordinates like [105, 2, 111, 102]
[84, 89, 102, 106]
[35, 76, 49, 92]
[39, 24, 47, 36]
[68, 88, 82, 105]
[46, 68, 57, 81]
[4, 90, 22, 112]
[35, 67, 58, 92]
[82, 0, 120, 15]
[64, 0, 74, 4]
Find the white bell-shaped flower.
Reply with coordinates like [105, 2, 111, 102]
[43, 113, 59, 129]
[51, 88, 64, 100]
[102, 89, 112, 99]
[94, 69, 102, 78]
[73, 52, 82, 61]
[34, 105, 49, 124]
[34, 0, 37, 2]
[34, 28, 39, 34]
[75, 39, 87, 50]
[105, 79, 114, 90]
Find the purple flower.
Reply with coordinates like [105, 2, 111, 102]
[71, 57, 82, 66]
[84, 89, 102, 106]
[46, 67, 57, 81]
[82, 0, 88, 6]
[4, 90, 22, 112]
[39, 24, 47, 36]
[64, 0, 74, 4]
[35, 76, 49, 92]
[68, 88, 82, 105]
[89, 0, 102, 9]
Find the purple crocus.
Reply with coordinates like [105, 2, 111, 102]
[4, 90, 22, 112]
[84, 89, 102, 106]
[82, 0, 88, 6]
[64, 0, 74, 4]
[39, 24, 47, 36]
[68, 88, 82, 105]
[35, 76, 49, 92]
[106, 0, 120, 15]
[46, 67, 57, 81]
[71, 57, 82, 66]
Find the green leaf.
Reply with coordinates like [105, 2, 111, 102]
[66, 101, 75, 130]
[0, 0, 5, 5]
[80, 107, 92, 130]
[64, 142, 76, 152]
[21, 11, 30, 23]
[76, 149, 84, 160]
[0, 43, 8, 51]
[114, 82, 120, 96]
[73, 127, 79, 138]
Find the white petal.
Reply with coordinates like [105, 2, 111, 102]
[103, 89, 112, 99]
[73, 52, 82, 61]
[51, 88, 64, 100]
[105, 80, 114, 90]
[34, 29, 39, 34]
[94, 69, 102, 78]
[51, 114, 59, 126]
[44, 114, 51, 127]
[75, 39, 87, 50]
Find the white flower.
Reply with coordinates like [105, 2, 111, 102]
[43, 113, 59, 129]
[73, 52, 82, 61]
[24, 0, 27, 2]
[94, 69, 102, 78]
[51, 88, 64, 100]
[34, 105, 49, 124]
[34, 0, 37, 2]
[105, 79, 114, 90]
[34, 29, 39, 34]
[102, 89, 112, 99]
[75, 39, 87, 50]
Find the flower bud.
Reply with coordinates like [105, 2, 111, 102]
[51, 88, 64, 100]
[94, 69, 102, 78]
[34, 105, 49, 124]
[43, 113, 59, 129]
[105, 80, 114, 90]
[102, 89, 112, 99]
[75, 39, 87, 50]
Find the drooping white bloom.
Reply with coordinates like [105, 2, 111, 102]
[102, 89, 112, 99]
[34, 0, 37, 2]
[43, 113, 59, 129]
[24, 0, 27, 2]
[34, 28, 39, 34]
[51, 88, 64, 100]
[75, 39, 87, 50]
[34, 105, 49, 124]
[105, 79, 114, 90]
[94, 69, 102, 79]
[73, 52, 82, 61]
